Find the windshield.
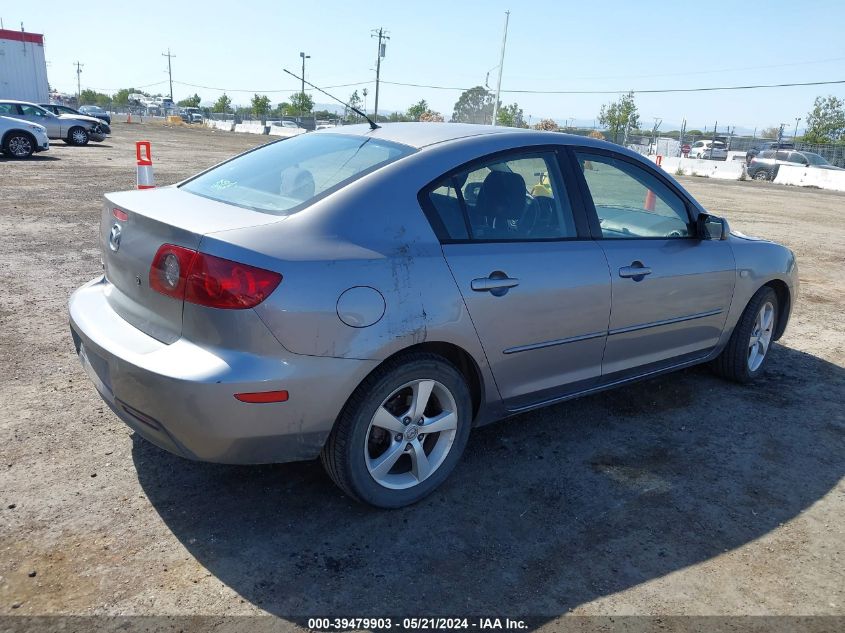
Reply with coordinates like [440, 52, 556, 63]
[802, 152, 829, 166]
[180, 133, 414, 214]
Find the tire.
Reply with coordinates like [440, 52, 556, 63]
[321, 352, 472, 508]
[711, 286, 778, 383]
[752, 169, 771, 181]
[66, 126, 89, 146]
[2, 132, 35, 158]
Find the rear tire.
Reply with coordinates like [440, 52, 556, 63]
[2, 132, 35, 158]
[712, 286, 778, 383]
[321, 353, 472, 508]
[753, 169, 771, 181]
[66, 126, 89, 146]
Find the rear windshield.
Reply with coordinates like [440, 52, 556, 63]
[180, 133, 413, 214]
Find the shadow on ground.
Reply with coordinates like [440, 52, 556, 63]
[133, 345, 844, 620]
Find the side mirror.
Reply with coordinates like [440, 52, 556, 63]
[697, 213, 729, 240]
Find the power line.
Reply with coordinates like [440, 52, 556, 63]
[379, 78, 845, 94]
[170, 79, 373, 93]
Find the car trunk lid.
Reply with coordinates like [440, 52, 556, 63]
[101, 187, 282, 343]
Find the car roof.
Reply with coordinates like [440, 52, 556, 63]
[317, 122, 554, 150]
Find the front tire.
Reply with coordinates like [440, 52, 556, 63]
[66, 126, 89, 146]
[3, 132, 35, 158]
[753, 169, 771, 181]
[321, 353, 472, 508]
[712, 286, 778, 383]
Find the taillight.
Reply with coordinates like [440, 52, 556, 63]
[149, 245, 196, 299]
[186, 253, 282, 309]
[149, 245, 282, 309]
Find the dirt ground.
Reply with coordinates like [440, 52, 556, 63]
[0, 123, 843, 629]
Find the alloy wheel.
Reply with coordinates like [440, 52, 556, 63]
[748, 301, 775, 372]
[71, 129, 88, 145]
[364, 379, 459, 490]
[8, 135, 32, 157]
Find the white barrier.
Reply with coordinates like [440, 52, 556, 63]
[203, 119, 235, 132]
[268, 126, 306, 138]
[774, 164, 845, 192]
[234, 122, 267, 134]
[648, 156, 745, 180]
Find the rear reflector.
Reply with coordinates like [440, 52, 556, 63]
[148, 245, 281, 309]
[112, 208, 129, 221]
[234, 390, 289, 403]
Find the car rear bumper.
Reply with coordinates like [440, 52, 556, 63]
[68, 276, 378, 464]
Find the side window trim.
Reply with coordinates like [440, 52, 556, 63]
[417, 144, 592, 244]
[563, 146, 697, 241]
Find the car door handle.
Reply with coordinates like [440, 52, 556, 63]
[471, 274, 520, 295]
[619, 262, 652, 279]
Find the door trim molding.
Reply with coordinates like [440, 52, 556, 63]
[608, 308, 723, 336]
[502, 330, 606, 355]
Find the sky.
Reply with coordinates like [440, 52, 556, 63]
[5, 0, 845, 134]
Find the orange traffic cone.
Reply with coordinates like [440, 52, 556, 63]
[136, 141, 155, 189]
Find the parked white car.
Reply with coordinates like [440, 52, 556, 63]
[689, 140, 727, 161]
[0, 115, 50, 158]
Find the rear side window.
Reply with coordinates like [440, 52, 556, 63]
[181, 134, 413, 215]
[423, 152, 577, 241]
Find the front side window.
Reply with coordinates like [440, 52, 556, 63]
[424, 152, 577, 241]
[181, 134, 413, 215]
[575, 152, 691, 239]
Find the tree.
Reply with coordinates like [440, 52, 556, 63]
[212, 93, 232, 113]
[79, 89, 109, 106]
[452, 86, 495, 124]
[251, 94, 271, 118]
[177, 93, 201, 108]
[803, 95, 845, 143]
[419, 110, 445, 122]
[112, 88, 139, 106]
[597, 91, 640, 143]
[407, 99, 429, 121]
[388, 111, 411, 122]
[290, 92, 314, 114]
[496, 103, 526, 128]
[533, 118, 559, 131]
[759, 126, 781, 139]
[345, 90, 363, 122]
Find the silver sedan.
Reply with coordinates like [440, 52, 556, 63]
[69, 124, 798, 508]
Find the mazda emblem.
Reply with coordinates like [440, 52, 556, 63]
[109, 223, 122, 252]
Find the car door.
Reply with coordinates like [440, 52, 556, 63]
[571, 149, 736, 377]
[420, 148, 611, 409]
[17, 103, 61, 138]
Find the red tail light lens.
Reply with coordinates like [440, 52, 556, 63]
[149, 245, 197, 299]
[186, 253, 282, 309]
[149, 246, 281, 309]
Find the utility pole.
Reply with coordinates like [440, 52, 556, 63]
[362, 88, 369, 115]
[371, 28, 390, 121]
[777, 123, 785, 149]
[793, 117, 801, 141]
[74, 61, 83, 102]
[491, 10, 510, 126]
[162, 48, 175, 100]
[299, 51, 310, 116]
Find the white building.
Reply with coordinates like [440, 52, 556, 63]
[0, 28, 49, 102]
